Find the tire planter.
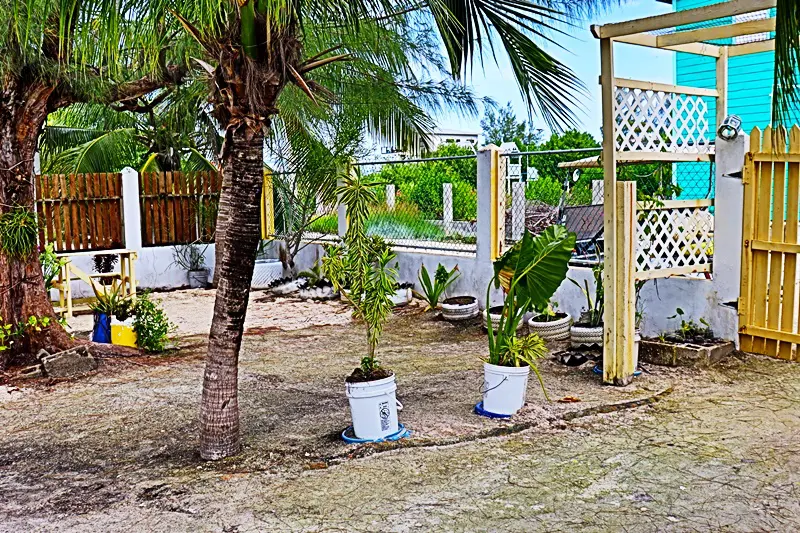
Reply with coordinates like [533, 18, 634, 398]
[298, 285, 337, 301]
[441, 296, 479, 321]
[187, 269, 208, 289]
[528, 313, 572, 341]
[482, 362, 530, 416]
[570, 324, 603, 348]
[110, 317, 137, 347]
[390, 287, 413, 307]
[252, 259, 284, 289]
[346, 374, 400, 440]
[482, 305, 525, 333]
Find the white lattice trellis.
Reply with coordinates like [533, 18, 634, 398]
[636, 201, 714, 276]
[614, 87, 711, 154]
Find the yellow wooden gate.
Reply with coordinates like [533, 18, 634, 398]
[740, 126, 800, 361]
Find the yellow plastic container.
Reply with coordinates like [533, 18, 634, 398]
[111, 318, 137, 348]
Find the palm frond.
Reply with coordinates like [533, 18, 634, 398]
[773, 0, 800, 126]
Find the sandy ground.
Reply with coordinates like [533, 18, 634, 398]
[2, 293, 799, 532]
[66, 288, 352, 335]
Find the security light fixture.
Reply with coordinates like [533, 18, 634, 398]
[718, 115, 742, 141]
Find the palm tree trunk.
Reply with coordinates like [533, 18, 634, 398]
[0, 82, 74, 370]
[199, 126, 264, 460]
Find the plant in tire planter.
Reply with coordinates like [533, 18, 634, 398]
[172, 242, 209, 288]
[417, 263, 460, 311]
[390, 282, 414, 307]
[528, 301, 572, 341]
[568, 261, 604, 348]
[483, 226, 576, 415]
[323, 173, 402, 440]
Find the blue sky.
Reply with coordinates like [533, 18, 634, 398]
[438, 0, 675, 140]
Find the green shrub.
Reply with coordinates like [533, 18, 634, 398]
[525, 176, 562, 206]
[306, 213, 338, 234]
[567, 184, 593, 206]
[451, 180, 477, 220]
[366, 204, 445, 240]
[133, 292, 173, 352]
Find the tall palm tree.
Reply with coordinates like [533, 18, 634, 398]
[0, 0, 182, 369]
[39, 83, 220, 174]
[157, 0, 607, 460]
[773, 1, 800, 126]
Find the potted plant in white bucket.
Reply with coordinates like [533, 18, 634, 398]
[527, 301, 572, 341]
[390, 282, 414, 307]
[172, 242, 209, 288]
[481, 226, 576, 416]
[323, 173, 405, 441]
[569, 262, 604, 348]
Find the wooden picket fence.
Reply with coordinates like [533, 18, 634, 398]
[139, 171, 221, 246]
[739, 125, 800, 361]
[35, 173, 123, 252]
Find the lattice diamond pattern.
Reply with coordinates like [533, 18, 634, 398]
[614, 88, 711, 153]
[636, 206, 714, 272]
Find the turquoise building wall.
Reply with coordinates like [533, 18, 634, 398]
[673, 0, 777, 198]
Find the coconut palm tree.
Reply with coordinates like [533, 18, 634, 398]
[773, 1, 800, 125]
[0, 0, 183, 370]
[154, 0, 606, 460]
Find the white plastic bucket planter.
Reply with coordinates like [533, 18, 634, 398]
[346, 374, 399, 440]
[482, 362, 530, 416]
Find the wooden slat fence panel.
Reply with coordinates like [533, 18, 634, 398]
[139, 171, 222, 246]
[739, 125, 800, 361]
[35, 173, 123, 252]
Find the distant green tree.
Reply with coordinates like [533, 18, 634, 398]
[481, 103, 542, 146]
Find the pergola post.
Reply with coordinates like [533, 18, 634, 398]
[716, 46, 729, 127]
[600, 37, 619, 384]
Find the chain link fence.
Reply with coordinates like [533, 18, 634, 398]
[353, 154, 479, 253]
[502, 149, 715, 265]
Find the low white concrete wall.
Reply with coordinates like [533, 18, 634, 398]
[551, 266, 737, 342]
[294, 244, 502, 307]
[58, 244, 217, 299]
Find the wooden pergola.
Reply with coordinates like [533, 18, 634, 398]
[591, 0, 778, 385]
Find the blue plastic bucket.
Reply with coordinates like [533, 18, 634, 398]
[92, 312, 111, 343]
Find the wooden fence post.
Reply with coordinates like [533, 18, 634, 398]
[605, 180, 637, 385]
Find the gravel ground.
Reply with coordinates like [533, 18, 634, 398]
[2, 291, 799, 532]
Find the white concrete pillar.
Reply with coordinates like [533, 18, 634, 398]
[337, 178, 347, 237]
[511, 181, 525, 241]
[443, 182, 453, 226]
[121, 167, 142, 251]
[713, 131, 748, 305]
[386, 184, 395, 210]
[476, 146, 503, 308]
[592, 179, 604, 205]
[33, 152, 41, 176]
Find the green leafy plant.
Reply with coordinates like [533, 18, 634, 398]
[569, 261, 604, 327]
[667, 308, 713, 342]
[89, 280, 131, 317]
[132, 291, 174, 352]
[486, 225, 577, 399]
[297, 259, 328, 286]
[92, 253, 119, 285]
[417, 263, 460, 311]
[0, 207, 38, 258]
[525, 176, 562, 206]
[172, 242, 208, 271]
[39, 243, 68, 291]
[323, 172, 399, 380]
[0, 315, 51, 352]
